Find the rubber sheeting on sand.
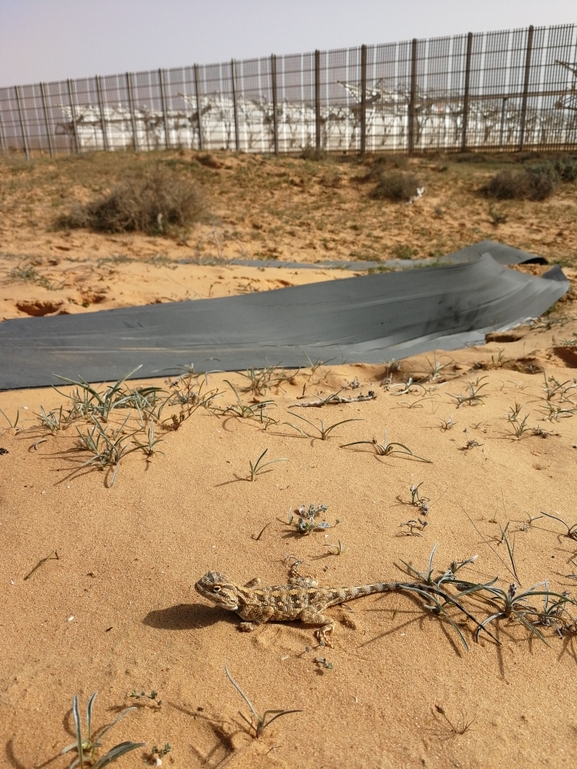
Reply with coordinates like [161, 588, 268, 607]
[0, 252, 569, 390]
[224, 239, 549, 271]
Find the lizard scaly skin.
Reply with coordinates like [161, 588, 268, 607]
[195, 564, 399, 646]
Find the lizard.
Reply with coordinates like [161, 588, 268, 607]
[195, 561, 399, 647]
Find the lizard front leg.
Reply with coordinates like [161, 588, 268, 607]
[298, 608, 335, 647]
[287, 559, 319, 589]
[238, 604, 276, 632]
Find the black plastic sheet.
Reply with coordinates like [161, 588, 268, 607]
[0, 245, 569, 390]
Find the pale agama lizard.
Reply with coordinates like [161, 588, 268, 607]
[195, 562, 399, 646]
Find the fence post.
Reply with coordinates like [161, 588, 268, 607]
[125, 72, 139, 151]
[271, 54, 279, 156]
[315, 49, 321, 152]
[15, 86, 30, 159]
[407, 39, 418, 153]
[0, 110, 6, 154]
[159, 69, 171, 149]
[94, 76, 109, 152]
[461, 32, 473, 152]
[231, 59, 240, 151]
[518, 25, 535, 151]
[194, 64, 204, 151]
[39, 82, 55, 157]
[67, 79, 79, 153]
[499, 97, 509, 147]
[360, 44, 367, 155]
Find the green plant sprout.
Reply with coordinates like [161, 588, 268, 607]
[34, 366, 222, 486]
[341, 429, 431, 463]
[224, 665, 302, 738]
[74, 415, 139, 487]
[541, 373, 577, 403]
[53, 367, 147, 423]
[129, 689, 162, 707]
[540, 510, 577, 541]
[399, 518, 428, 536]
[7, 263, 64, 290]
[323, 539, 344, 555]
[472, 581, 574, 644]
[150, 743, 171, 763]
[497, 523, 520, 583]
[410, 482, 429, 508]
[36, 404, 67, 433]
[287, 503, 339, 535]
[433, 703, 475, 737]
[0, 406, 20, 430]
[388, 377, 427, 396]
[449, 375, 489, 408]
[60, 692, 144, 768]
[395, 548, 498, 651]
[284, 412, 363, 440]
[236, 365, 294, 396]
[506, 402, 531, 438]
[218, 380, 278, 426]
[247, 448, 286, 481]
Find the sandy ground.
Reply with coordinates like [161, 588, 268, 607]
[1, 150, 577, 769]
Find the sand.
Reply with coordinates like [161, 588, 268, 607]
[1, 150, 577, 769]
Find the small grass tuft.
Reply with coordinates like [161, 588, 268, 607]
[449, 375, 489, 408]
[224, 665, 302, 738]
[247, 448, 286, 481]
[284, 412, 363, 441]
[341, 429, 431, 463]
[60, 691, 144, 768]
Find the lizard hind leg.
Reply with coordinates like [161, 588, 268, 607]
[287, 558, 319, 589]
[298, 608, 335, 648]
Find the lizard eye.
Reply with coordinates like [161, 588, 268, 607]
[212, 586, 221, 592]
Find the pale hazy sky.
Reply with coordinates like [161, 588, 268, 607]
[0, 0, 575, 88]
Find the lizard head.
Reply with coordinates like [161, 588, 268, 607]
[195, 571, 240, 611]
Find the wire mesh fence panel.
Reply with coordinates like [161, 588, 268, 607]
[322, 47, 361, 152]
[274, 51, 316, 152]
[0, 86, 25, 154]
[538, 26, 577, 148]
[1, 24, 576, 157]
[367, 39, 414, 152]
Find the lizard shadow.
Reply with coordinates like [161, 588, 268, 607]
[143, 602, 235, 631]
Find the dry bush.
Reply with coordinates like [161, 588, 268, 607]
[552, 155, 577, 182]
[57, 166, 205, 235]
[454, 152, 489, 163]
[300, 146, 328, 161]
[370, 169, 421, 202]
[196, 152, 224, 169]
[481, 163, 559, 201]
[360, 154, 409, 183]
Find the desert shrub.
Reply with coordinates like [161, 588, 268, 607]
[196, 152, 223, 169]
[481, 164, 558, 201]
[360, 154, 409, 183]
[392, 244, 415, 260]
[57, 166, 204, 234]
[454, 152, 489, 163]
[552, 156, 577, 183]
[370, 170, 421, 202]
[300, 145, 327, 161]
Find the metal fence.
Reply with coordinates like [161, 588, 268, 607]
[1, 24, 577, 158]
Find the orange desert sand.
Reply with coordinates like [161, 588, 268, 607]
[1, 150, 577, 768]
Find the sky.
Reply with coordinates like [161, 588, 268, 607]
[0, 0, 575, 88]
